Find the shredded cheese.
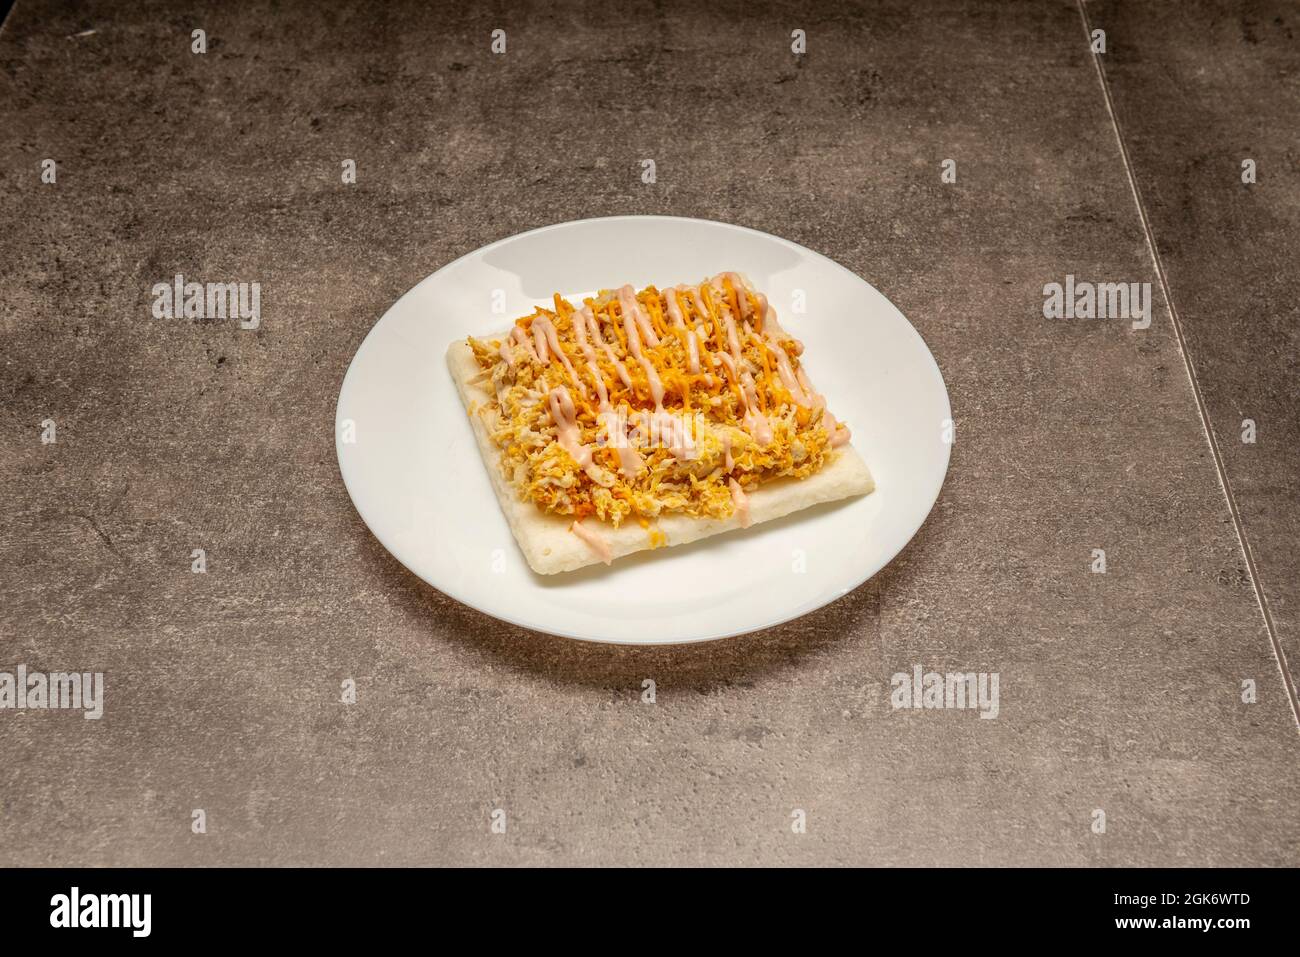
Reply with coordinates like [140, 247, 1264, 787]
[464, 273, 849, 528]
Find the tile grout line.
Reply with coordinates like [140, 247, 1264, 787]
[0, 2, 16, 41]
[1075, 0, 1300, 730]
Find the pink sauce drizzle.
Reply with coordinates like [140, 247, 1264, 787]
[617, 284, 659, 347]
[570, 305, 643, 477]
[532, 314, 585, 397]
[724, 272, 753, 320]
[570, 519, 612, 565]
[729, 478, 751, 528]
[739, 371, 773, 446]
[510, 325, 539, 362]
[666, 288, 700, 373]
[547, 386, 613, 485]
[795, 366, 850, 447]
[582, 303, 633, 389]
[765, 336, 812, 406]
[620, 292, 665, 409]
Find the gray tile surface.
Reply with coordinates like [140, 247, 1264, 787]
[1089, 0, 1300, 695]
[0, 0, 1296, 866]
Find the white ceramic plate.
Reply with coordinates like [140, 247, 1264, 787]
[335, 216, 951, 644]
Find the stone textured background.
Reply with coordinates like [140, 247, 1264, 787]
[0, 0, 1296, 866]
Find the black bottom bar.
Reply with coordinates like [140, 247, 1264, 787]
[0, 866, 1286, 942]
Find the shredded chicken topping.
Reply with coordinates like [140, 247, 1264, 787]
[465, 273, 852, 528]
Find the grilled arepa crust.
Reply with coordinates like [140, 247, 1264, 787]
[447, 273, 874, 575]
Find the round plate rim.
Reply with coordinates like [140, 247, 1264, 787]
[335, 214, 952, 645]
